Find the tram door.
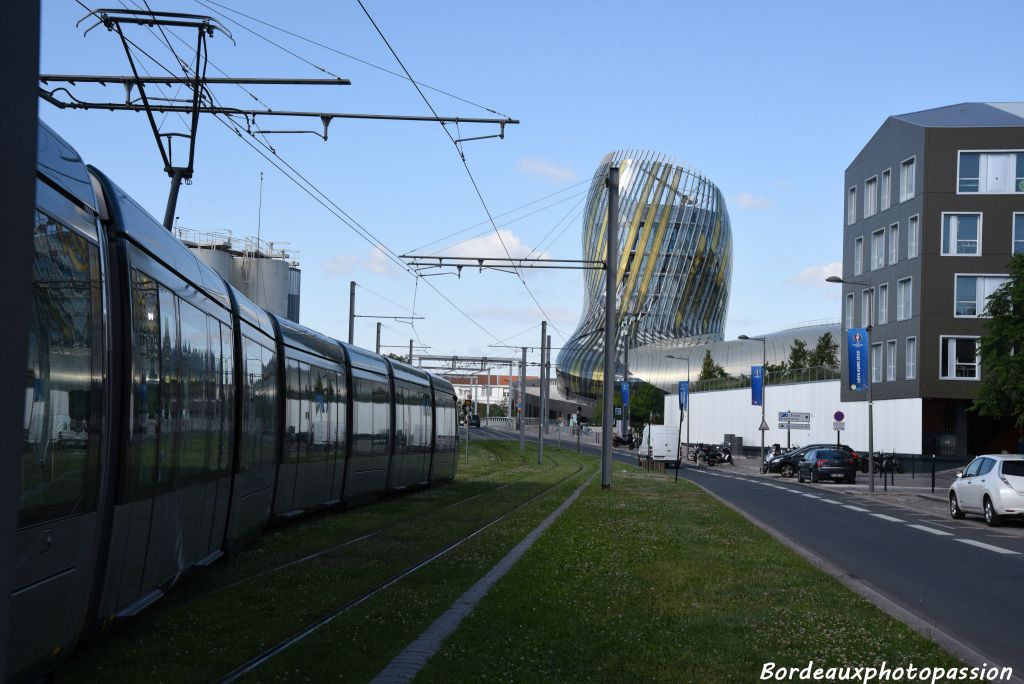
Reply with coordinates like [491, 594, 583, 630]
[9, 209, 106, 677]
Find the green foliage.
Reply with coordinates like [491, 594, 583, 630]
[764, 362, 787, 375]
[809, 332, 839, 369]
[786, 339, 810, 369]
[593, 380, 665, 428]
[972, 254, 1024, 429]
[698, 349, 728, 381]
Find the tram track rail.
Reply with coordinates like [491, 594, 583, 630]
[212, 451, 590, 683]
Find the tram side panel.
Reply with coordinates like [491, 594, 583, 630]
[8, 133, 109, 680]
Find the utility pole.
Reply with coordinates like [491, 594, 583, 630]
[2, 2, 40, 674]
[537, 320, 547, 464]
[409, 339, 413, 364]
[348, 281, 356, 344]
[520, 347, 526, 455]
[622, 326, 630, 438]
[376, 321, 381, 355]
[546, 334, 552, 433]
[602, 165, 619, 489]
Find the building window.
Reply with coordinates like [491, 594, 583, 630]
[886, 340, 897, 381]
[847, 187, 857, 225]
[871, 229, 885, 270]
[845, 293, 854, 330]
[864, 176, 878, 218]
[954, 274, 1008, 317]
[900, 157, 916, 201]
[1014, 213, 1024, 254]
[940, 336, 980, 380]
[871, 343, 882, 383]
[877, 283, 888, 325]
[861, 289, 871, 328]
[941, 213, 981, 256]
[908, 215, 919, 258]
[854, 236, 864, 275]
[897, 277, 912, 321]
[905, 337, 917, 380]
[888, 223, 899, 264]
[880, 169, 891, 210]
[958, 151, 1024, 194]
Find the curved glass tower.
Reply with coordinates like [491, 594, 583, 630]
[556, 150, 733, 399]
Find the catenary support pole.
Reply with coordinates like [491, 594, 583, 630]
[375, 321, 381, 355]
[348, 281, 356, 344]
[537, 321, 547, 464]
[602, 165, 619, 489]
[409, 339, 413, 364]
[1, 2, 40, 674]
[547, 334, 552, 442]
[622, 332, 630, 437]
[520, 347, 526, 455]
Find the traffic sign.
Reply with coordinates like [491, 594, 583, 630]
[833, 411, 844, 422]
[614, 407, 622, 417]
[780, 422, 811, 430]
[833, 421, 845, 430]
[779, 411, 810, 422]
[758, 418, 770, 431]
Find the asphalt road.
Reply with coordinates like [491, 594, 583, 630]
[471, 425, 1024, 674]
[674, 464, 1024, 676]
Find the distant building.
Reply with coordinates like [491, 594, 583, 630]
[176, 228, 301, 322]
[840, 102, 1024, 457]
[556, 150, 733, 400]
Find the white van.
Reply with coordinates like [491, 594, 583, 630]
[639, 425, 681, 467]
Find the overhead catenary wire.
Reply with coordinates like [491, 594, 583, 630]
[67, 4, 531, 351]
[355, 0, 566, 342]
[197, 0, 510, 118]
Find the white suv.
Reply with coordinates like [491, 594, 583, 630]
[949, 455, 1024, 526]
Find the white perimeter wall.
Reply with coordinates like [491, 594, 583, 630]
[663, 380, 922, 454]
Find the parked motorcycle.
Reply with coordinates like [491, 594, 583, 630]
[612, 432, 638, 449]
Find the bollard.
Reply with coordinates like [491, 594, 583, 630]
[912, 453, 915, 479]
[931, 454, 936, 494]
[883, 456, 887, 493]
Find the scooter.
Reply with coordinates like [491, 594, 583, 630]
[612, 432, 637, 449]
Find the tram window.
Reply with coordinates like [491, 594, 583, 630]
[352, 376, 389, 457]
[284, 358, 304, 464]
[20, 211, 102, 527]
[177, 299, 212, 486]
[126, 270, 160, 502]
[239, 337, 277, 472]
[218, 322, 233, 474]
[309, 365, 333, 462]
[157, 287, 178, 491]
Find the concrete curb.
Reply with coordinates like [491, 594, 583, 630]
[685, 476, 1024, 684]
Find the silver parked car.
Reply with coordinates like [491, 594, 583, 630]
[949, 455, 1024, 526]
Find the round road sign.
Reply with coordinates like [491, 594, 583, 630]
[834, 410, 845, 422]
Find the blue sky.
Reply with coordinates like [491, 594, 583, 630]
[40, 0, 1024, 367]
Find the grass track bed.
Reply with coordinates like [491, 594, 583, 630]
[58, 442, 589, 682]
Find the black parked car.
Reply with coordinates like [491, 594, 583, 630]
[797, 448, 858, 484]
[768, 443, 858, 478]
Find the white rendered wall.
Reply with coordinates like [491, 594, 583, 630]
[663, 380, 922, 454]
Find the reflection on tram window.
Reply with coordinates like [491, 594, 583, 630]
[21, 211, 102, 528]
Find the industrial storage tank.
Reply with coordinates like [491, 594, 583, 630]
[176, 229, 301, 323]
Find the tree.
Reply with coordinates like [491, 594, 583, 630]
[592, 380, 665, 429]
[809, 332, 839, 369]
[972, 254, 1024, 429]
[698, 349, 728, 381]
[786, 339, 810, 369]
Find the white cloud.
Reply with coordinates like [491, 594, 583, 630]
[517, 157, 577, 184]
[734, 192, 775, 210]
[321, 246, 403, 278]
[447, 229, 548, 260]
[789, 261, 842, 288]
[322, 254, 358, 276]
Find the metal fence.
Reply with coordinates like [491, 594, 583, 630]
[691, 365, 840, 393]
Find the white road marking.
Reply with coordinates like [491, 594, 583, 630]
[870, 513, 904, 523]
[956, 539, 1020, 555]
[802, 494, 823, 499]
[906, 524, 954, 536]
[822, 500, 843, 505]
[842, 505, 871, 513]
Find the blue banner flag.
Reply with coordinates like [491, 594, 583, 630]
[621, 381, 630, 407]
[847, 328, 869, 391]
[751, 366, 764, 406]
[678, 381, 689, 411]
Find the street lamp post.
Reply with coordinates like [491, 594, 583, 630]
[738, 335, 767, 470]
[827, 275, 875, 493]
[666, 355, 690, 461]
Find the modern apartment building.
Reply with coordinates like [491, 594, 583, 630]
[841, 102, 1024, 458]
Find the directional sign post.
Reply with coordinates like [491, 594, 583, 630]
[778, 411, 811, 448]
[833, 411, 845, 448]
